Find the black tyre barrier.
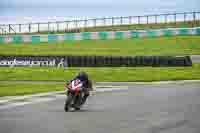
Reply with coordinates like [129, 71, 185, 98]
[89, 56, 95, 67]
[77, 56, 192, 67]
[0, 55, 192, 67]
[80, 56, 85, 67]
[156, 56, 169, 67]
[135, 56, 142, 66]
[84, 56, 89, 67]
[185, 56, 192, 66]
[67, 56, 73, 67]
[112, 56, 119, 67]
[95, 56, 103, 67]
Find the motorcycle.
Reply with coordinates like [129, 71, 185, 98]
[64, 79, 84, 112]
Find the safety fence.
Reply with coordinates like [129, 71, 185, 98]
[0, 27, 199, 44]
[0, 11, 200, 34]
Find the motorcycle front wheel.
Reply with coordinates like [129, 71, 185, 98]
[73, 94, 81, 110]
[64, 93, 73, 112]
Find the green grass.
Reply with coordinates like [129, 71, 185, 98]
[0, 36, 200, 56]
[0, 64, 200, 82]
[1, 64, 200, 96]
[0, 83, 64, 97]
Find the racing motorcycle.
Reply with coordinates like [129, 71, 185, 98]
[64, 79, 84, 112]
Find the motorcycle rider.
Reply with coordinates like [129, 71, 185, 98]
[68, 71, 93, 106]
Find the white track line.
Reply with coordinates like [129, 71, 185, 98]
[0, 101, 32, 110]
[0, 98, 56, 110]
[94, 87, 129, 92]
[30, 97, 55, 103]
[0, 87, 129, 110]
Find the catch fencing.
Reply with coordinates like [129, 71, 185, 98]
[0, 11, 200, 34]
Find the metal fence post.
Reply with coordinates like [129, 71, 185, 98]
[19, 24, 21, 33]
[75, 20, 78, 32]
[94, 19, 96, 27]
[193, 12, 196, 21]
[38, 23, 40, 33]
[112, 17, 114, 26]
[174, 13, 176, 25]
[66, 21, 69, 32]
[48, 22, 50, 32]
[129, 16, 132, 24]
[120, 17, 123, 25]
[29, 24, 31, 33]
[193, 12, 196, 27]
[138, 16, 140, 24]
[155, 15, 157, 24]
[57, 22, 59, 32]
[84, 20, 87, 28]
[184, 12, 186, 23]
[83, 20, 86, 32]
[198, 12, 200, 26]
[146, 16, 149, 24]
[103, 18, 106, 26]
[165, 14, 168, 24]
[9, 24, 11, 33]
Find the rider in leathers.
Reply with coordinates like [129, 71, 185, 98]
[69, 72, 93, 106]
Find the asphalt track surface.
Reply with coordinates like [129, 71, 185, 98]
[0, 83, 200, 133]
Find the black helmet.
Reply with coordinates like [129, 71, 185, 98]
[77, 71, 88, 81]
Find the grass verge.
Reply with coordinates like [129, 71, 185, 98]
[0, 83, 63, 97]
[0, 64, 200, 96]
[0, 64, 200, 82]
[0, 36, 200, 56]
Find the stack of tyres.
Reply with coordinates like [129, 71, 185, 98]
[129, 57, 136, 67]
[135, 56, 142, 66]
[185, 56, 192, 66]
[66, 56, 72, 67]
[144, 56, 154, 66]
[173, 57, 185, 66]
[152, 56, 160, 67]
[106, 56, 113, 67]
[79, 56, 84, 67]
[159, 56, 169, 66]
[112, 56, 118, 67]
[96, 56, 104, 67]
[89, 56, 95, 67]
[83, 56, 88, 67]
[73, 56, 80, 67]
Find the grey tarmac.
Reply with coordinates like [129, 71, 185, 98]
[0, 82, 200, 133]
